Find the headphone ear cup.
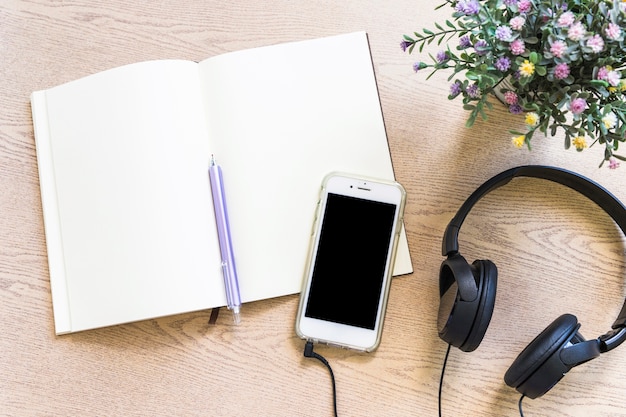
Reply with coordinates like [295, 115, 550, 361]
[460, 259, 497, 352]
[504, 314, 580, 399]
[437, 254, 497, 352]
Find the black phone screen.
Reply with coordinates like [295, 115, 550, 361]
[304, 193, 397, 330]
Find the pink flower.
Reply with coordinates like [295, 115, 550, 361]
[605, 23, 622, 40]
[568, 22, 586, 41]
[609, 158, 620, 169]
[518, 0, 532, 13]
[557, 11, 575, 27]
[586, 34, 605, 53]
[510, 39, 525, 55]
[504, 91, 518, 105]
[607, 70, 621, 87]
[569, 98, 587, 115]
[554, 63, 570, 79]
[597, 66, 610, 81]
[510, 16, 525, 31]
[550, 40, 567, 58]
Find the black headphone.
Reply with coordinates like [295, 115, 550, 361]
[438, 165, 626, 399]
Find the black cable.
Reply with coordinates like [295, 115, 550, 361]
[518, 394, 526, 417]
[439, 343, 528, 416]
[304, 341, 338, 417]
[438, 343, 452, 417]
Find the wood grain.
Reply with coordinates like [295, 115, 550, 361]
[2, 1, 626, 416]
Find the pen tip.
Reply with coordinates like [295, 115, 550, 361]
[210, 154, 215, 166]
[233, 311, 241, 325]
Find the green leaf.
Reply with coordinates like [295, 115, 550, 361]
[466, 114, 477, 127]
[535, 66, 546, 76]
[465, 71, 479, 81]
[590, 79, 609, 88]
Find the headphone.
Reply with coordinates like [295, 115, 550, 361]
[438, 165, 626, 399]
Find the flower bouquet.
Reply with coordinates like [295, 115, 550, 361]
[402, 0, 626, 168]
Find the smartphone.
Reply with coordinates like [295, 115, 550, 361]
[295, 172, 407, 352]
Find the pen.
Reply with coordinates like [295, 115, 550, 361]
[209, 156, 242, 324]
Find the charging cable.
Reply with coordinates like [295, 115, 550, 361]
[304, 341, 338, 417]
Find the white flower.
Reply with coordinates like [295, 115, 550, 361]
[602, 112, 617, 129]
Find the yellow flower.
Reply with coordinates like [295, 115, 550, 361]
[519, 60, 535, 77]
[512, 135, 525, 148]
[525, 112, 539, 126]
[572, 136, 587, 151]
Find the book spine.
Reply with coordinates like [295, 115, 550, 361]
[31, 90, 72, 334]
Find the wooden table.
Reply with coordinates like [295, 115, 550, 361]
[2, 1, 626, 416]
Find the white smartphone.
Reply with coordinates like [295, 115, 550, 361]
[295, 172, 407, 352]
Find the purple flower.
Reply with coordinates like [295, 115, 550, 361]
[459, 35, 472, 49]
[400, 40, 410, 52]
[495, 25, 513, 41]
[466, 83, 480, 98]
[450, 81, 462, 97]
[509, 104, 524, 114]
[569, 98, 587, 115]
[413, 62, 422, 72]
[436, 50, 449, 63]
[553, 62, 570, 79]
[474, 40, 489, 55]
[455, 0, 480, 15]
[495, 57, 511, 72]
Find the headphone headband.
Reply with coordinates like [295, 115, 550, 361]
[442, 165, 626, 352]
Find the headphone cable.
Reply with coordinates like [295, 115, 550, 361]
[518, 394, 526, 417]
[439, 343, 528, 417]
[304, 341, 338, 417]
[438, 343, 452, 417]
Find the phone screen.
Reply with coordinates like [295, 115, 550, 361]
[304, 193, 397, 330]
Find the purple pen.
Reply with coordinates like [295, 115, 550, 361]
[209, 156, 242, 324]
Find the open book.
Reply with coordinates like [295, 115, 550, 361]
[31, 32, 413, 334]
